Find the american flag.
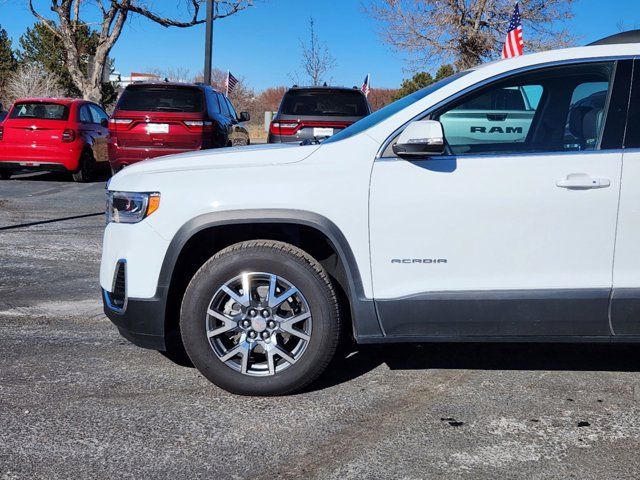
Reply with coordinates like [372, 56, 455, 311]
[361, 74, 371, 97]
[225, 71, 238, 96]
[501, 3, 524, 59]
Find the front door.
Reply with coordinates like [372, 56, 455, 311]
[370, 60, 629, 338]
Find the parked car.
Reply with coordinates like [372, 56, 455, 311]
[102, 31, 640, 396]
[0, 103, 7, 122]
[108, 82, 250, 173]
[0, 98, 109, 181]
[268, 86, 370, 143]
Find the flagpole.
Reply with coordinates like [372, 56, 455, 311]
[226, 70, 230, 96]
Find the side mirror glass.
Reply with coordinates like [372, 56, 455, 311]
[239, 111, 250, 122]
[100, 118, 109, 128]
[392, 120, 445, 160]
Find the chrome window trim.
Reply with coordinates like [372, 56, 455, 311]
[375, 148, 626, 162]
[376, 55, 637, 160]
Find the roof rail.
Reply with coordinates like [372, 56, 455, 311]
[589, 29, 640, 46]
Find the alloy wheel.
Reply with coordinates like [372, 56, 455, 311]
[205, 272, 313, 376]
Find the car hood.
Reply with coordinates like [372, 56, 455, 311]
[110, 142, 321, 184]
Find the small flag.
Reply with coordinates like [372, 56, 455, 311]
[225, 71, 239, 96]
[501, 3, 524, 59]
[361, 74, 371, 98]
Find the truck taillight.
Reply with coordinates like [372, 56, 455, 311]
[62, 128, 76, 142]
[0, 126, 3, 141]
[270, 121, 300, 136]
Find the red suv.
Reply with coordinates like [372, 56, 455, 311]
[108, 82, 250, 172]
[0, 98, 109, 181]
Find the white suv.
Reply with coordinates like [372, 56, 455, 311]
[101, 32, 640, 395]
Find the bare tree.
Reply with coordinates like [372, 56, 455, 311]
[3, 62, 63, 104]
[367, 0, 576, 71]
[27, 0, 255, 103]
[148, 66, 192, 83]
[299, 17, 336, 85]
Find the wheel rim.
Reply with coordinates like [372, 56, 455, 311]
[205, 272, 313, 377]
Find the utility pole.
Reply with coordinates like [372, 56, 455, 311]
[204, 0, 215, 85]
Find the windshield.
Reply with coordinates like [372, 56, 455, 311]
[9, 102, 70, 120]
[323, 71, 470, 144]
[280, 89, 369, 117]
[118, 86, 204, 113]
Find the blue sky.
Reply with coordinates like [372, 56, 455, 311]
[0, 0, 638, 91]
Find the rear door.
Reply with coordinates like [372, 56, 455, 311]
[611, 58, 640, 335]
[112, 85, 206, 150]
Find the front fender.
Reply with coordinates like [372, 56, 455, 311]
[160, 209, 382, 339]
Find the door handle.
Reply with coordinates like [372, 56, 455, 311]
[556, 173, 611, 190]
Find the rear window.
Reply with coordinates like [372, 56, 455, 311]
[10, 102, 69, 120]
[280, 89, 369, 117]
[117, 86, 204, 113]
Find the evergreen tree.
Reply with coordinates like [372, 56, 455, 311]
[0, 25, 18, 105]
[435, 64, 455, 82]
[394, 64, 456, 100]
[394, 72, 434, 100]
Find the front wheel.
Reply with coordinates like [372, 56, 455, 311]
[180, 240, 341, 396]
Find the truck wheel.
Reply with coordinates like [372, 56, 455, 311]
[0, 170, 11, 180]
[72, 150, 95, 183]
[180, 240, 341, 396]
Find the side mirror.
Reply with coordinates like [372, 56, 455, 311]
[392, 120, 445, 160]
[239, 111, 250, 122]
[100, 118, 109, 128]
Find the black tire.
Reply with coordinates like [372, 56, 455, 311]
[180, 240, 341, 396]
[72, 150, 95, 182]
[0, 170, 11, 180]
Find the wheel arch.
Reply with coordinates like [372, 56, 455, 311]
[159, 209, 382, 347]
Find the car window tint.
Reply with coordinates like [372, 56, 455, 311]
[88, 104, 108, 123]
[79, 105, 93, 123]
[218, 93, 231, 116]
[434, 62, 614, 156]
[225, 97, 238, 120]
[207, 91, 221, 114]
[9, 102, 70, 121]
[118, 86, 204, 113]
[625, 60, 640, 148]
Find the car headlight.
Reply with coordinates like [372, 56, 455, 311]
[106, 191, 160, 224]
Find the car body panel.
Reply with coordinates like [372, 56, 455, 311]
[0, 98, 108, 172]
[101, 42, 640, 347]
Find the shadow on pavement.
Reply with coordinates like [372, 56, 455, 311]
[308, 342, 640, 392]
[156, 339, 640, 393]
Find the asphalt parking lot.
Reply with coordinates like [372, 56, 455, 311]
[2, 172, 640, 479]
